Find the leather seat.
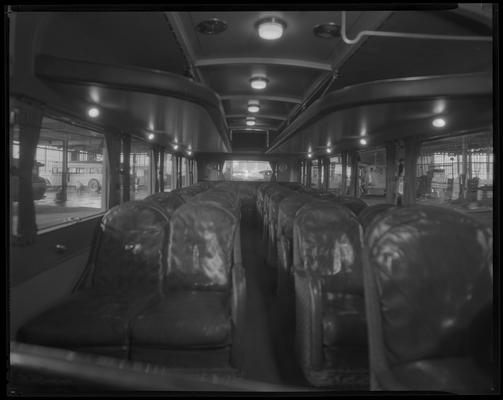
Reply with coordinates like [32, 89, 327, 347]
[363, 205, 493, 393]
[145, 192, 185, 215]
[130, 197, 246, 370]
[17, 200, 175, 358]
[293, 200, 368, 387]
[358, 203, 394, 230]
[333, 196, 368, 216]
[265, 187, 295, 267]
[276, 193, 313, 296]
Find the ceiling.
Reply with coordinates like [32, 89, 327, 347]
[9, 5, 494, 155]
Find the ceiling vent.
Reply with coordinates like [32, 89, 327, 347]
[313, 23, 341, 39]
[196, 18, 228, 35]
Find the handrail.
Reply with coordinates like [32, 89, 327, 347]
[341, 10, 493, 45]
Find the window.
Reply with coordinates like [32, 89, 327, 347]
[181, 157, 187, 187]
[311, 159, 319, 189]
[130, 138, 151, 200]
[358, 148, 386, 197]
[222, 160, 272, 181]
[11, 115, 106, 233]
[163, 153, 173, 192]
[328, 156, 343, 194]
[416, 132, 493, 210]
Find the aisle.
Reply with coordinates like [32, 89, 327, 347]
[239, 216, 308, 387]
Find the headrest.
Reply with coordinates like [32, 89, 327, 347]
[92, 200, 170, 290]
[293, 200, 363, 279]
[145, 192, 185, 216]
[166, 200, 239, 291]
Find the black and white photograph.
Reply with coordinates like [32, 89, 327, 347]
[6, 3, 498, 395]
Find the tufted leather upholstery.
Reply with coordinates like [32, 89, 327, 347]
[363, 205, 493, 393]
[17, 200, 175, 357]
[292, 200, 368, 387]
[130, 192, 246, 370]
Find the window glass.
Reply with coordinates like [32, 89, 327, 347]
[130, 138, 151, 200]
[181, 157, 187, 187]
[310, 159, 319, 189]
[329, 156, 343, 194]
[416, 132, 493, 213]
[11, 116, 106, 233]
[163, 153, 173, 192]
[222, 160, 272, 181]
[358, 148, 386, 198]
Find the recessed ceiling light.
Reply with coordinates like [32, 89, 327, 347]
[326, 147, 332, 154]
[187, 150, 192, 156]
[246, 117, 256, 126]
[250, 76, 268, 90]
[432, 118, 446, 128]
[248, 100, 260, 113]
[307, 153, 313, 158]
[313, 23, 341, 39]
[173, 144, 179, 150]
[360, 138, 367, 145]
[256, 17, 286, 40]
[87, 107, 100, 118]
[147, 133, 155, 140]
[196, 18, 228, 35]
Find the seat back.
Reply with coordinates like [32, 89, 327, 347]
[358, 203, 395, 231]
[165, 198, 239, 292]
[363, 206, 493, 388]
[77, 200, 171, 293]
[293, 200, 364, 291]
[145, 192, 185, 215]
[333, 196, 368, 216]
[276, 193, 314, 294]
[266, 187, 295, 266]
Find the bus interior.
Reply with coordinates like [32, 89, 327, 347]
[7, 4, 498, 395]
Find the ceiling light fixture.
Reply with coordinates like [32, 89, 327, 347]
[248, 100, 260, 113]
[173, 144, 179, 150]
[326, 147, 332, 154]
[432, 117, 446, 128]
[307, 153, 313, 158]
[250, 76, 269, 90]
[147, 133, 155, 140]
[360, 138, 367, 145]
[87, 107, 100, 118]
[187, 150, 192, 156]
[246, 117, 256, 126]
[256, 17, 286, 40]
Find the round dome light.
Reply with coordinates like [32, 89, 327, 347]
[432, 118, 446, 128]
[248, 100, 260, 113]
[307, 153, 313, 158]
[147, 133, 155, 140]
[173, 144, 179, 150]
[187, 150, 192, 156]
[250, 76, 268, 90]
[246, 117, 256, 126]
[257, 18, 286, 40]
[360, 138, 367, 145]
[87, 107, 100, 118]
[326, 147, 332, 154]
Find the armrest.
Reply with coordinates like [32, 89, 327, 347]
[294, 270, 323, 373]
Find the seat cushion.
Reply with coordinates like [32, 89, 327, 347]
[391, 358, 494, 393]
[322, 293, 367, 347]
[17, 288, 154, 348]
[131, 291, 232, 349]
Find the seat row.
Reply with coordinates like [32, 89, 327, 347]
[17, 184, 247, 372]
[257, 182, 493, 393]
